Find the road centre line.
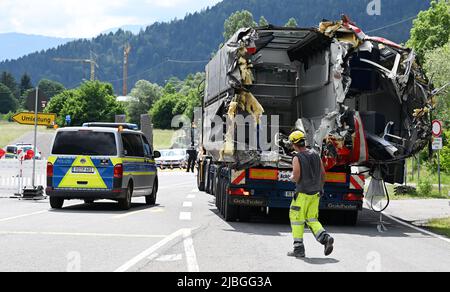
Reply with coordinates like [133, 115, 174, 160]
[183, 229, 199, 272]
[179, 212, 191, 221]
[183, 202, 193, 208]
[0, 211, 48, 223]
[187, 194, 196, 199]
[0, 231, 167, 239]
[115, 228, 189, 272]
[383, 213, 450, 244]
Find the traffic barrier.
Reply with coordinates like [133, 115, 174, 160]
[0, 160, 47, 193]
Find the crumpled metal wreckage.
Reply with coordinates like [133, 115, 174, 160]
[203, 16, 441, 185]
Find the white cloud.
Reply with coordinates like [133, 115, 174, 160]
[0, 0, 221, 38]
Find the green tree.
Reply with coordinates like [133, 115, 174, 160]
[285, 17, 298, 28]
[407, 0, 450, 59]
[424, 40, 450, 127]
[126, 80, 163, 124]
[0, 72, 19, 98]
[0, 83, 18, 114]
[259, 16, 269, 27]
[38, 79, 66, 100]
[223, 10, 257, 40]
[150, 93, 185, 129]
[20, 73, 33, 96]
[45, 81, 124, 126]
[44, 90, 78, 125]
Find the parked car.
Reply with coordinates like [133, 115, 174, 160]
[16, 144, 42, 160]
[3, 144, 42, 160]
[156, 149, 188, 170]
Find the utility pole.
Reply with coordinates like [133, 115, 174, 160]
[123, 44, 131, 96]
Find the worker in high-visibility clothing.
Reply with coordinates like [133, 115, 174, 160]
[288, 131, 335, 258]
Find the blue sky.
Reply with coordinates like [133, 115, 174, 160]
[0, 0, 221, 38]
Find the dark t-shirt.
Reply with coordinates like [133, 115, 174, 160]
[295, 149, 323, 195]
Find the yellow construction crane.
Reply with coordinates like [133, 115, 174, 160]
[53, 55, 99, 81]
[123, 44, 132, 96]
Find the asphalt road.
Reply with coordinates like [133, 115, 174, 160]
[0, 171, 449, 272]
[12, 131, 55, 159]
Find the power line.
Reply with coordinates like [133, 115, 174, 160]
[365, 15, 417, 34]
[167, 59, 209, 64]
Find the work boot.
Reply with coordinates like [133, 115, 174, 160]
[287, 243, 305, 258]
[320, 234, 334, 256]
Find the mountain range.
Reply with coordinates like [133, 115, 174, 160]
[0, 0, 432, 93]
[0, 33, 73, 61]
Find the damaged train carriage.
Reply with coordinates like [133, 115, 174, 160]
[198, 18, 434, 222]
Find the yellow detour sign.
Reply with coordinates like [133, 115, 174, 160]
[12, 112, 57, 127]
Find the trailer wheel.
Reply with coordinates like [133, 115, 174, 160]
[238, 206, 251, 222]
[215, 175, 221, 209]
[344, 211, 359, 226]
[224, 183, 238, 222]
[205, 163, 211, 194]
[211, 170, 217, 197]
[197, 161, 206, 192]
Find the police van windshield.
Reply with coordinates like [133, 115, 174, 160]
[52, 131, 117, 156]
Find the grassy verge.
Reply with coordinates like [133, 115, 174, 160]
[380, 184, 449, 200]
[405, 158, 450, 185]
[0, 122, 54, 148]
[153, 129, 176, 150]
[423, 217, 450, 238]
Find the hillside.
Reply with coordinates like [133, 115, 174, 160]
[0, 33, 73, 62]
[0, 0, 432, 93]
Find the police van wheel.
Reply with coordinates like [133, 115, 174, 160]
[146, 178, 158, 206]
[119, 185, 133, 210]
[50, 197, 64, 209]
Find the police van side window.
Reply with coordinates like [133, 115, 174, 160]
[142, 136, 152, 157]
[121, 133, 145, 157]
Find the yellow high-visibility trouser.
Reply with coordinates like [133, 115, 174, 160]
[290, 192, 326, 243]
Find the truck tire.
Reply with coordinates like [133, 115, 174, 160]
[223, 183, 238, 222]
[211, 170, 217, 197]
[50, 197, 64, 209]
[344, 211, 359, 226]
[205, 164, 211, 194]
[197, 162, 206, 192]
[238, 206, 251, 222]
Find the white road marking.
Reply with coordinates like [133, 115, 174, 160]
[183, 229, 199, 272]
[114, 228, 188, 272]
[191, 188, 198, 193]
[384, 213, 450, 244]
[0, 231, 167, 239]
[179, 212, 191, 221]
[156, 254, 183, 262]
[183, 202, 193, 208]
[187, 194, 196, 199]
[0, 210, 47, 223]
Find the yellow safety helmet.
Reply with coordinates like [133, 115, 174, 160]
[289, 130, 306, 145]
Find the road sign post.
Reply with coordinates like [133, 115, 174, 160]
[432, 120, 444, 196]
[32, 87, 38, 188]
[12, 88, 50, 200]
